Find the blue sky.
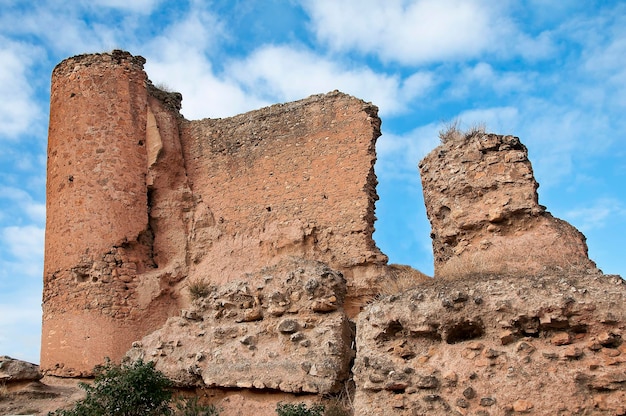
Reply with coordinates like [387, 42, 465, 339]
[1, 0, 624, 363]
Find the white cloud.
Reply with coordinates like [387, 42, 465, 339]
[0, 295, 42, 364]
[0, 186, 46, 224]
[302, 0, 553, 64]
[88, 0, 163, 13]
[146, 52, 268, 120]
[0, 39, 40, 139]
[140, 4, 270, 119]
[455, 106, 519, 134]
[228, 45, 434, 116]
[2, 225, 45, 262]
[304, 0, 493, 64]
[446, 63, 534, 99]
[564, 198, 626, 232]
[377, 123, 440, 182]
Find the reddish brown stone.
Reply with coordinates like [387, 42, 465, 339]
[419, 132, 597, 277]
[42, 51, 391, 376]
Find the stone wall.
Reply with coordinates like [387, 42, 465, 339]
[353, 272, 626, 415]
[178, 89, 387, 297]
[419, 132, 596, 278]
[41, 51, 625, 416]
[41, 51, 389, 376]
[127, 258, 354, 395]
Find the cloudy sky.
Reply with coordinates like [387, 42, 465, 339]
[1, 0, 625, 363]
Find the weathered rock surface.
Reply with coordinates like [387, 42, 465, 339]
[40, 50, 625, 416]
[419, 132, 597, 277]
[0, 358, 83, 416]
[126, 258, 354, 394]
[43, 51, 388, 376]
[0, 356, 42, 382]
[353, 272, 626, 415]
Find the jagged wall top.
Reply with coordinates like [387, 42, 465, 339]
[419, 131, 596, 277]
[42, 51, 388, 376]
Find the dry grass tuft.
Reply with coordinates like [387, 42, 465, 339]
[323, 379, 354, 416]
[188, 279, 212, 300]
[375, 264, 431, 297]
[0, 382, 9, 399]
[438, 120, 487, 144]
[437, 235, 594, 279]
[438, 119, 463, 143]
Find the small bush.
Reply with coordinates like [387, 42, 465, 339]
[322, 402, 350, 416]
[276, 402, 325, 416]
[48, 359, 220, 416]
[49, 359, 173, 416]
[188, 280, 212, 300]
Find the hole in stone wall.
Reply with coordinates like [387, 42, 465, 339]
[514, 316, 540, 337]
[445, 319, 485, 344]
[436, 206, 451, 221]
[375, 320, 404, 342]
[73, 269, 88, 283]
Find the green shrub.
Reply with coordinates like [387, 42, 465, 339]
[276, 402, 325, 416]
[48, 359, 220, 416]
[49, 359, 173, 416]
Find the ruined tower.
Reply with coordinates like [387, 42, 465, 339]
[419, 131, 597, 277]
[42, 51, 389, 376]
[42, 51, 182, 375]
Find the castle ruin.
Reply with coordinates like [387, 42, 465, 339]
[37, 51, 626, 416]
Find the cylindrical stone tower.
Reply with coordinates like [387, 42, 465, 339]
[42, 51, 156, 376]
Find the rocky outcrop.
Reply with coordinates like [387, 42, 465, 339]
[0, 357, 85, 416]
[126, 258, 354, 394]
[419, 132, 597, 278]
[42, 51, 388, 376]
[0, 356, 42, 383]
[353, 272, 626, 415]
[39, 51, 625, 416]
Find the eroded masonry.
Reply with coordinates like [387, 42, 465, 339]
[43, 50, 389, 376]
[41, 51, 625, 416]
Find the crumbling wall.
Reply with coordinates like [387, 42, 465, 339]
[42, 50, 625, 416]
[179, 91, 388, 298]
[42, 51, 389, 376]
[353, 272, 626, 415]
[127, 258, 354, 395]
[419, 132, 597, 278]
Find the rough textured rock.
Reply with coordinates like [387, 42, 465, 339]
[42, 51, 389, 376]
[40, 50, 625, 416]
[353, 272, 626, 415]
[0, 356, 42, 382]
[126, 258, 354, 394]
[0, 359, 84, 416]
[419, 132, 597, 278]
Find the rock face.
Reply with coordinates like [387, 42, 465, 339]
[0, 356, 42, 383]
[353, 272, 626, 415]
[419, 132, 596, 278]
[126, 258, 354, 394]
[41, 50, 625, 416]
[42, 50, 388, 376]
